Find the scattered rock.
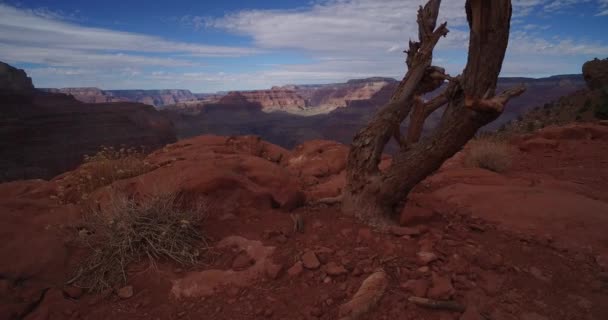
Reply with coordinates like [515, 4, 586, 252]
[326, 262, 348, 276]
[232, 252, 254, 270]
[288, 262, 304, 277]
[417, 251, 439, 265]
[390, 226, 426, 237]
[63, 285, 84, 299]
[428, 273, 455, 300]
[264, 261, 283, 280]
[401, 279, 430, 297]
[339, 269, 388, 320]
[302, 251, 321, 269]
[117, 286, 134, 299]
[357, 228, 373, 243]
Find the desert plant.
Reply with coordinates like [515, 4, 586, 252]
[58, 146, 153, 201]
[73, 192, 207, 292]
[463, 138, 513, 173]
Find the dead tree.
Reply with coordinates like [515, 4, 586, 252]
[342, 0, 525, 225]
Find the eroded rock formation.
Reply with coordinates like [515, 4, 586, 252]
[0, 61, 34, 92]
[583, 58, 608, 90]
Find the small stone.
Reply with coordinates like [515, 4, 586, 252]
[417, 266, 430, 273]
[312, 220, 324, 229]
[265, 261, 283, 280]
[288, 262, 304, 277]
[232, 252, 254, 270]
[401, 279, 429, 297]
[323, 276, 332, 284]
[326, 262, 348, 276]
[63, 285, 84, 299]
[117, 286, 134, 299]
[390, 226, 424, 237]
[417, 251, 438, 265]
[302, 251, 321, 269]
[427, 273, 455, 300]
[357, 228, 373, 243]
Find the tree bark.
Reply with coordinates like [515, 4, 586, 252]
[342, 0, 524, 226]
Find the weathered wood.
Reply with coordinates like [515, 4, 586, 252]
[343, 0, 524, 224]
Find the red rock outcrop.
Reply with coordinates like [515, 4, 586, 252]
[0, 61, 34, 92]
[582, 58, 608, 90]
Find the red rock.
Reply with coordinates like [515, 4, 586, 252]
[117, 286, 134, 299]
[417, 252, 439, 265]
[357, 228, 373, 243]
[302, 251, 321, 270]
[62, 286, 84, 299]
[326, 262, 348, 276]
[400, 205, 436, 226]
[288, 262, 304, 277]
[519, 138, 559, 152]
[401, 279, 430, 297]
[264, 261, 283, 280]
[390, 226, 426, 237]
[232, 252, 254, 270]
[428, 273, 455, 300]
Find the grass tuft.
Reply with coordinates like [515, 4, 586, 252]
[73, 192, 207, 292]
[464, 137, 513, 173]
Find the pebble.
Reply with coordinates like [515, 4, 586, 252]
[302, 251, 321, 269]
[288, 262, 304, 277]
[417, 251, 439, 265]
[427, 273, 455, 300]
[326, 262, 348, 276]
[117, 286, 134, 299]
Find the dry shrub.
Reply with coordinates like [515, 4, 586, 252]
[464, 137, 513, 173]
[73, 192, 207, 292]
[59, 146, 153, 201]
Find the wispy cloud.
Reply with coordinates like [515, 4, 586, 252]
[0, 3, 261, 69]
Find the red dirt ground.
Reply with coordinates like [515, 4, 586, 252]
[1, 124, 607, 320]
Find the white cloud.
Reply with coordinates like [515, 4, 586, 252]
[0, 3, 261, 69]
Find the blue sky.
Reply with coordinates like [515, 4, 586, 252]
[1, 0, 607, 92]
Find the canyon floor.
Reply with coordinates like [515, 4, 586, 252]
[1, 123, 608, 320]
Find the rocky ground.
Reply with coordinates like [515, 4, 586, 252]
[1, 123, 607, 320]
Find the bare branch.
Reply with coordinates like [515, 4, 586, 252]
[465, 84, 526, 113]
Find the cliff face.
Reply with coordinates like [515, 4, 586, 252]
[0, 62, 34, 92]
[0, 61, 176, 182]
[43, 87, 125, 103]
[164, 75, 586, 150]
[42, 88, 197, 107]
[0, 92, 177, 182]
[223, 88, 308, 112]
[582, 58, 608, 90]
[107, 89, 197, 107]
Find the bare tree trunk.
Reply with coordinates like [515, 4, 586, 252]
[342, 0, 525, 226]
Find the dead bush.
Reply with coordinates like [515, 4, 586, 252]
[58, 146, 153, 202]
[73, 192, 207, 292]
[463, 138, 513, 173]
